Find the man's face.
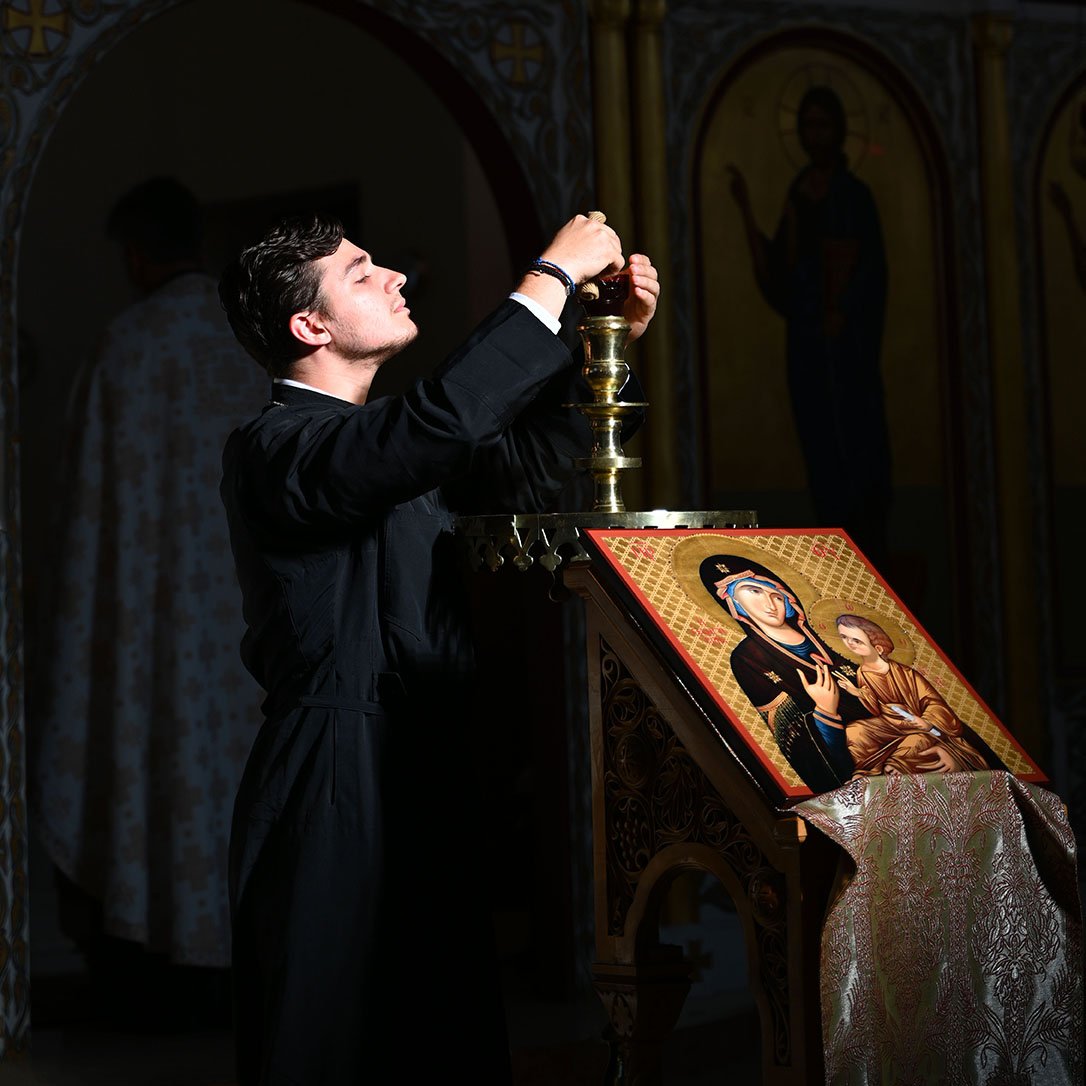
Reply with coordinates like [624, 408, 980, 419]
[313, 239, 417, 363]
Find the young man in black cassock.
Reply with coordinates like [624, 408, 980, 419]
[217, 211, 659, 1084]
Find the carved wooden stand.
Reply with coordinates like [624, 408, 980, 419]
[565, 563, 836, 1085]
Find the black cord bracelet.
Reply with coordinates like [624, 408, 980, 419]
[525, 257, 576, 296]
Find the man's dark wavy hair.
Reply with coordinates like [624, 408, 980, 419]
[218, 212, 343, 377]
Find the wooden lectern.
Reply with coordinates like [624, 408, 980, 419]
[461, 517, 1057, 1083]
[558, 526, 1048, 1085]
[563, 557, 836, 1085]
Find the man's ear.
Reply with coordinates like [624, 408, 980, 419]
[289, 310, 331, 349]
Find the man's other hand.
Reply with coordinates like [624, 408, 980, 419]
[624, 253, 659, 343]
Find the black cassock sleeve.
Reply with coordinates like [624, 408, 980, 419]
[227, 299, 579, 532]
[443, 297, 646, 514]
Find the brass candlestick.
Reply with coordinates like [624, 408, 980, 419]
[567, 272, 647, 513]
[458, 217, 757, 571]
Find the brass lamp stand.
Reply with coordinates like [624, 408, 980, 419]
[457, 264, 757, 572]
[567, 273, 646, 514]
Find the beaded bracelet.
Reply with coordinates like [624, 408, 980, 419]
[525, 257, 576, 297]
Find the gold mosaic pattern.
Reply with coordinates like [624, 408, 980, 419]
[595, 531, 1036, 789]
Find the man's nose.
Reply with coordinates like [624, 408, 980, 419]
[383, 268, 407, 292]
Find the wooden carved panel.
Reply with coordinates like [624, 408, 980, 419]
[598, 635, 792, 1063]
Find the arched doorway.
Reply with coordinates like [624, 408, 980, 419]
[4, 0, 585, 1055]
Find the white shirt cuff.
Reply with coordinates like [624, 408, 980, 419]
[509, 292, 562, 335]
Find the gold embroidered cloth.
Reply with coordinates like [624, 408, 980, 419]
[796, 771, 1083, 1085]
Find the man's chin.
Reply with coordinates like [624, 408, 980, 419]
[369, 327, 419, 367]
[393, 324, 419, 355]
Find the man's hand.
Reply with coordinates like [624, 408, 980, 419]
[540, 213, 625, 285]
[624, 253, 660, 343]
[515, 213, 625, 319]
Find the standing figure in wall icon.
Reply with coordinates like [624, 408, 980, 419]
[727, 85, 892, 564]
